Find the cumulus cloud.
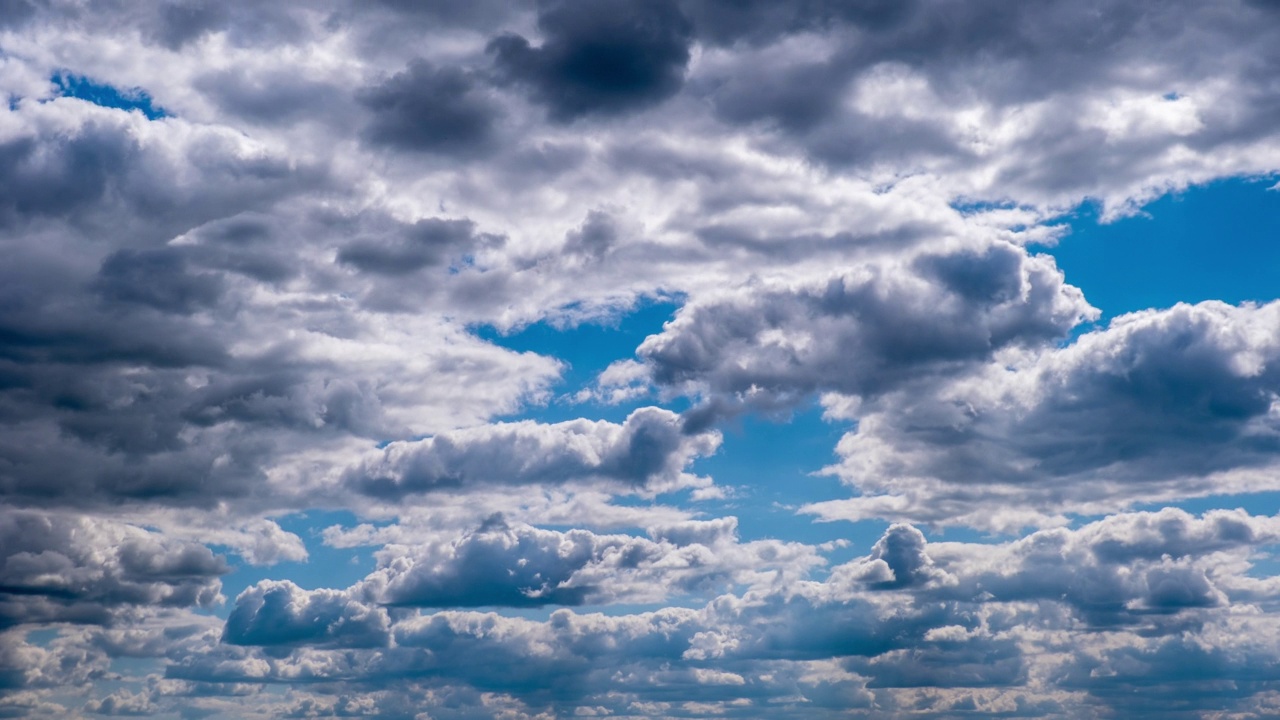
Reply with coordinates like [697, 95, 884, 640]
[808, 300, 1280, 529]
[7, 509, 1255, 717]
[344, 407, 721, 499]
[353, 514, 820, 608]
[194, 510, 1280, 714]
[222, 580, 390, 651]
[6, 0, 1280, 716]
[0, 510, 226, 630]
[632, 241, 1094, 425]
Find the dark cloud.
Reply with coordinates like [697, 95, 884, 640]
[0, 102, 556, 515]
[149, 1, 228, 49]
[0, 131, 131, 226]
[195, 68, 345, 125]
[357, 60, 500, 156]
[0, 0, 36, 28]
[336, 217, 493, 275]
[140, 1, 309, 49]
[0, 510, 226, 630]
[94, 248, 226, 315]
[681, 0, 915, 46]
[489, 0, 693, 121]
[562, 210, 617, 261]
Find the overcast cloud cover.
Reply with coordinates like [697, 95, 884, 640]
[4, 0, 1280, 717]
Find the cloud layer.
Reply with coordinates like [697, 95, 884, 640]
[3, 0, 1280, 717]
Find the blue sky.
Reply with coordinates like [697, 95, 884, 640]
[1047, 179, 1280, 322]
[5, 2, 1280, 719]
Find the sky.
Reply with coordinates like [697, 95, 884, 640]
[3, 1, 1280, 718]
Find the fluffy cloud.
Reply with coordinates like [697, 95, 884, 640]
[344, 407, 721, 499]
[5, 0, 1280, 716]
[0, 510, 226, 630]
[809, 300, 1280, 529]
[223, 580, 390, 651]
[152, 510, 1280, 716]
[357, 514, 820, 608]
[630, 240, 1093, 425]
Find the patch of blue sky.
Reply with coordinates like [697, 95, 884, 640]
[949, 197, 1024, 215]
[1043, 177, 1280, 323]
[50, 71, 167, 119]
[22, 628, 60, 646]
[689, 403, 872, 556]
[212, 510, 374, 613]
[473, 299, 686, 424]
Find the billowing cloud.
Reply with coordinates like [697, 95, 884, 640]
[5, 0, 1280, 716]
[0, 510, 226, 630]
[630, 241, 1094, 425]
[344, 407, 721, 499]
[150, 510, 1280, 716]
[357, 514, 820, 608]
[808, 300, 1280, 529]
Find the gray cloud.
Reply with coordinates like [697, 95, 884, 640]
[632, 241, 1094, 425]
[809, 300, 1280, 529]
[14, 509, 1267, 717]
[222, 581, 390, 652]
[351, 514, 819, 608]
[195, 67, 347, 126]
[6, 0, 1280, 716]
[345, 407, 720, 499]
[489, 0, 693, 121]
[358, 60, 501, 156]
[0, 510, 226, 630]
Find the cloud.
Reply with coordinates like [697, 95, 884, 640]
[354, 514, 820, 608]
[336, 217, 498, 276]
[808, 300, 1280, 529]
[0, 510, 227, 630]
[6, 0, 1280, 716]
[632, 241, 1094, 425]
[0, 94, 561, 513]
[344, 407, 721, 499]
[70, 509, 1279, 716]
[357, 60, 501, 156]
[222, 580, 390, 651]
[489, 0, 694, 121]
